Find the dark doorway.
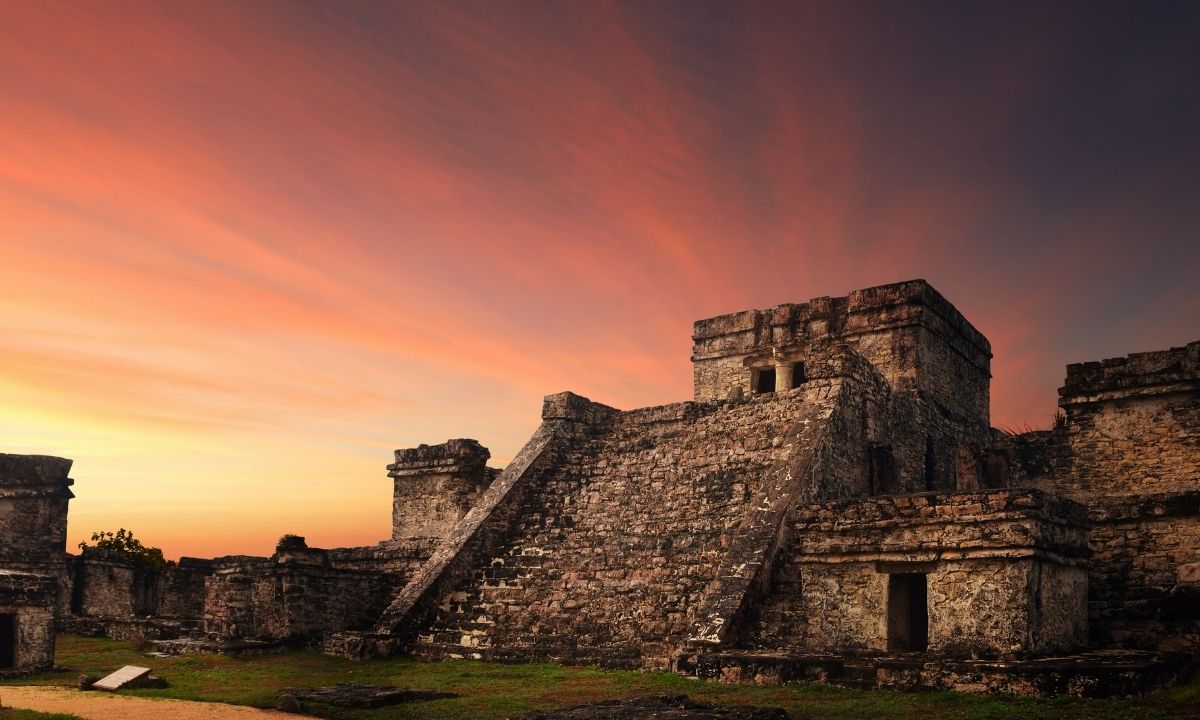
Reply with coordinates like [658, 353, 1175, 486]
[887, 574, 928, 652]
[752, 368, 776, 394]
[790, 363, 807, 389]
[0, 614, 16, 668]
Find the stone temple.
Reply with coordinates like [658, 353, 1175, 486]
[3, 280, 1198, 694]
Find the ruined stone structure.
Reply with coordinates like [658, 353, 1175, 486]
[0, 454, 74, 672]
[9, 280, 1198, 695]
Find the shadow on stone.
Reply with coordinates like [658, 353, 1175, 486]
[512, 694, 788, 719]
[277, 682, 456, 709]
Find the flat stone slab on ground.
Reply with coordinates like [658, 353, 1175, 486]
[92, 665, 151, 691]
[278, 682, 456, 708]
[512, 695, 788, 719]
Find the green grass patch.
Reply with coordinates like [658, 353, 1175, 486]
[2, 635, 1197, 720]
[0, 710, 81, 720]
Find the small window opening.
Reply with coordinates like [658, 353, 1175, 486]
[983, 449, 1009, 489]
[887, 574, 928, 652]
[752, 368, 776, 394]
[867, 444, 896, 496]
[923, 436, 938, 492]
[790, 362, 807, 389]
[0, 613, 16, 668]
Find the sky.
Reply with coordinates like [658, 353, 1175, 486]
[2, 0, 1198, 559]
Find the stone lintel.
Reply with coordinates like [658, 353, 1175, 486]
[0, 570, 57, 605]
[791, 489, 1090, 563]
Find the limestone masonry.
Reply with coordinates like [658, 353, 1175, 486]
[4, 279, 1197, 694]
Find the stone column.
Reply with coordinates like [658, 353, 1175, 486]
[774, 360, 793, 392]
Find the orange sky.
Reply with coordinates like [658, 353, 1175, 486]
[2, 1, 1198, 558]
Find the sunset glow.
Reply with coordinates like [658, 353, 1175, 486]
[3, 1, 1198, 558]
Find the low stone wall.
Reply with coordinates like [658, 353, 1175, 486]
[1087, 492, 1200, 652]
[202, 542, 425, 644]
[683, 648, 1189, 697]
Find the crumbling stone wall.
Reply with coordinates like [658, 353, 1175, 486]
[159, 557, 214, 619]
[73, 549, 159, 618]
[202, 540, 426, 643]
[740, 490, 1089, 659]
[1018, 342, 1200, 652]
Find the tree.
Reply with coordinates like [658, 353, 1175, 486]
[78, 528, 173, 567]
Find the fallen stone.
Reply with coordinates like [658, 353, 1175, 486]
[278, 683, 456, 709]
[512, 694, 789, 719]
[92, 665, 151, 692]
[275, 693, 301, 713]
[77, 674, 97, 691]
[132, 674, 169, 689]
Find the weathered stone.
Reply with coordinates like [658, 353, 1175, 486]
[278, 682, 455, 708]
[513, 694, 788, 719]
[92, 664, 151, 691]
[0, 454, 72, 674]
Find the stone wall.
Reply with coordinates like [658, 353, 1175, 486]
[201, 540, 427, 643]
[0, 455, 74, 563]
[159, 558, 214, 619]
[72, 549, 158, 618]
[0, 454, 75, 614]
[740, 489, 1089, 659]
[1015, 342, 1200, 652]
[389, 439, 498, 543]
[1086, 493, 1200, 652]
[0, 570, 57, 673]
[70, 550, 213, 625]
[1054, 342, 1200, 499]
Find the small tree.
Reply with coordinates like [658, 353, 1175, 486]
[78, 528, 173, 567]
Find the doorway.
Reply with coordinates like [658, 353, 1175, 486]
[0, 614, 16, 668]
[887, 574, 928, 652]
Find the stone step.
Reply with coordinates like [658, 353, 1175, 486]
[407, 640, 488, 661]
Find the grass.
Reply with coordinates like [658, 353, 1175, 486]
[0, 712, 80, 720]
[2, 635, 1198, 719]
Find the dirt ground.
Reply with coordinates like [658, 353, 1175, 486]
[1, 686, 287, 719]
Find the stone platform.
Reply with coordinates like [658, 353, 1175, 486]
[680, 649, 1191, 697]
